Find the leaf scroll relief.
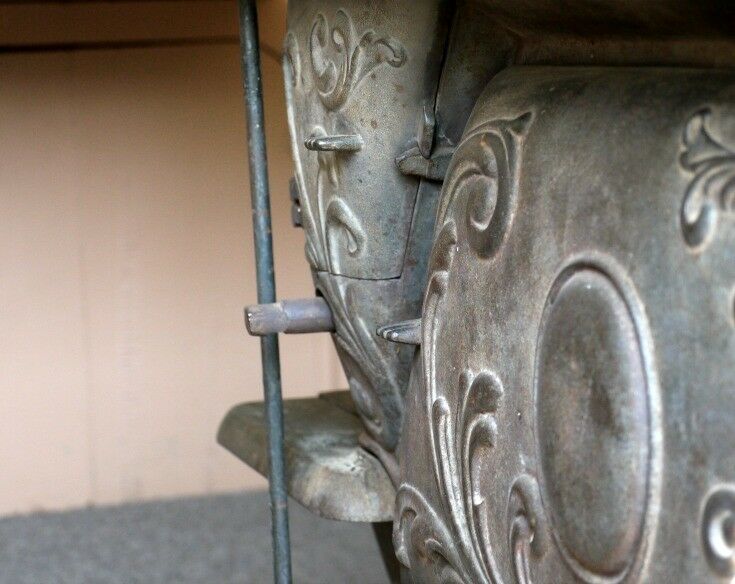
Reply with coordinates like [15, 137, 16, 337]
[284, 18, 409, 456]
[394, 367, 548, 584]
[395, 112, 548, 584]
[436, 113, 532, 260]
[287, 8, 408, 270]
[323, 274, 405, 452]
[309, 9, 407, 111]
[680, 108, 735, 249]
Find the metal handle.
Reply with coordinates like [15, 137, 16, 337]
[245, 298, 335, 336]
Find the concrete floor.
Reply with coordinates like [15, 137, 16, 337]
[0, 492, 390, 583]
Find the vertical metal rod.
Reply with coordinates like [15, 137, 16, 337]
[237, 1, 292, 582]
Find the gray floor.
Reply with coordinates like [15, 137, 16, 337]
[0, 491, 390, 584]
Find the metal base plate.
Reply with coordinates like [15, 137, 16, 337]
[217, 392, 395, 522]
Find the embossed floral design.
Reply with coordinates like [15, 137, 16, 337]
[293, 8, 408, 269]
[680, 108, 735, 249]
[283, 33, 372, 272]
[305, 124, 369, 271]
[319, 273, 404, 451]
[394, 365, 546, 584]
[409, 360, 546, 584]
[438, 113, 532, 259]
[310, 9, 406, 111]
[394, 111, 547, 583]
[302, 8, 406, 269]
[283, 13, 412, 459]
[429, 369, 508, 583]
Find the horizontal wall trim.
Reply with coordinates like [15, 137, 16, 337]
[0, 35, 238, 54]
[0, 35, 282, 59]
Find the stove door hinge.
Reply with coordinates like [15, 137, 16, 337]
[396, 105, 454, 182]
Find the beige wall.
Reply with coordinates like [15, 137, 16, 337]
[0, 1, 345, 516]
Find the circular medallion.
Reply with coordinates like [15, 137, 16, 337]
[702, 486, 735, 578]
[535, 265, 653, 580]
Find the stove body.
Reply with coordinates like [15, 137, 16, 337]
[225, 2, 735, 581]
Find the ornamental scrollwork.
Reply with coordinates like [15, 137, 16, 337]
[394, 367, 547, 584]
[284, 12, 412, 460]
[303, 8, 409, 457]
[395, 112, 547, 583]
[315, 272, 405, 454]
[437, 113, 532, 259]
[326, 198, 366, 265]
[680, 108, 735, 249]
[701, 485, 735, 578]
[309, 9, 407, 111]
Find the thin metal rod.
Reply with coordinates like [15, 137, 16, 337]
[237, 1, 292, 582]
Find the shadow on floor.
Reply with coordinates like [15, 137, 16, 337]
[0, 491, 390, 583]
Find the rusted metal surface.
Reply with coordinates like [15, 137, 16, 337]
[218, 393, 395, 522]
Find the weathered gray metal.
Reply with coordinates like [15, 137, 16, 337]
[245, 297, 334, 335]
[283, 0, 452, 463]
[396, 67, 735, 583]
[304, 134, 363, 152]
[218, 392, 395, 522]
[376, 320, 421, 347]
[225, 1, 735, 581]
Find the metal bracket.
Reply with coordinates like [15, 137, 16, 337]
[376, 318, 422, 345]
[396, 104, 454, 181]
[304, 134, 364, 152]
[396, 146, 454, 181]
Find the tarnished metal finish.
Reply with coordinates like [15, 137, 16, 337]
[314, 271, 421, 452]
[261, 2, 735, 582]
[218, 393, 395, 522]
[304, 133, 364, 152]
[284, 0, 451, 458]
[396, 67, 735, 583]
[376, 319, 421, 347]
[395, 146, 454, 182]
[244, 297, 334, 335]
[702, 486, 735, 578]
[289, 176, 302, 228]
[284, 0, 447, 278]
